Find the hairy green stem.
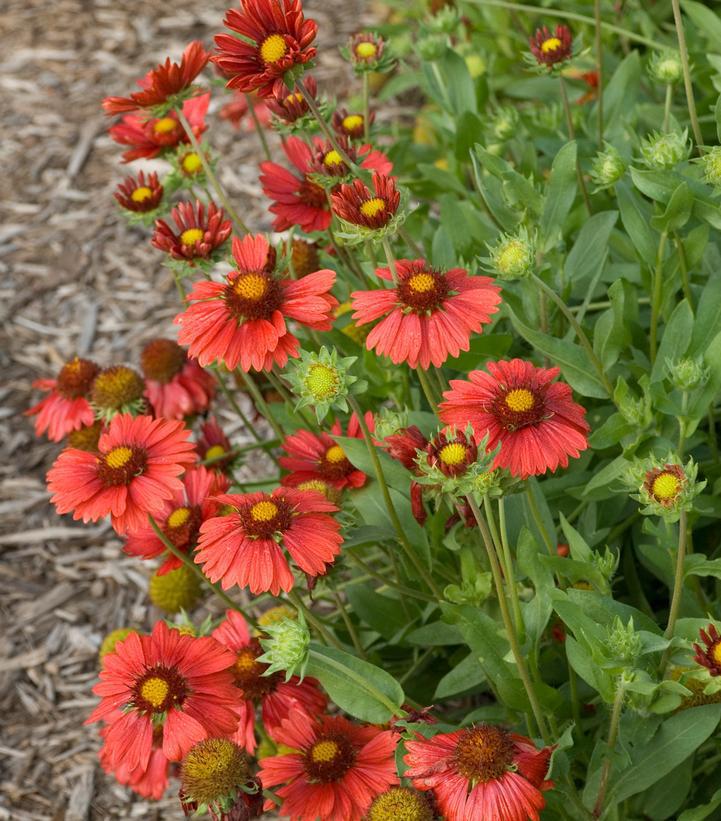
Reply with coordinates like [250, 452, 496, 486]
[663, 83, 673, 133]
[593, 0, 604, 148]
[497, 496, 525, 642]
[659, 510, 689, 674]
[296, 77, 356, 168]
[649, 230, 669, 364]
[670, 0, 704, 155]
[559, 76, 592, 215]
[245, 94, 272, 162]
[592, 679, 626, 818]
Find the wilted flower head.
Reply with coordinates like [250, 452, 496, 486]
[648, 50, 684, 85]
[529, 24, 573, 69]
[486, 228, 535, 280]
[258, 612, 310, 679]
[148, 565, 203, 613]
[285, 346, 365, 421]
[99, 627, 137, 661]
[590, 144, 626, 190]
[640, 129, 690, 169]
[366, 786, 435, 821]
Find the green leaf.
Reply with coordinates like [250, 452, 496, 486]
[650, 182, 693, 232]
[517, 527, 554, 644]
[540, 141, 578, 250]
[689, 272, 721, 357]
[593, 279, 629, 370]
[333, 436, 410, 492]
[434, 652, 486, 699]
[445, 333, 513, 371]
[603, 52, 641, 134]
[677, 787, 721, 821]
[441, 48, 477, 115]
[454, 111, 484, 162]
[507, 305, 608, 398]
[565, 211, 618, 287]
[406, 621, 462, 646]
[346, 583, 414, 641]
[650, 299, 693, 383]
[305, 643, 404, 723]
[681, 1, 721, 44]
[618, 180, 658, 263]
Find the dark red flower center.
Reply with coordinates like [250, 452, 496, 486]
[98, 445, 147, 487]
[397, 268, 450, 313]
[453, 725, 514, 783]
[231, 638, 281, 700]
[298, 176, 329, 210]
[141, 339, 187, 384]
[224, 271, 283, 322]
[303, 732, 356, 783]
[491, 385, 547, 431]
[318, 443, 354, 481]
[56, 357, 100, 399]
[133, 664, 189, 714]
[238, 495, 293, 539]
[164, 504, 203, 548]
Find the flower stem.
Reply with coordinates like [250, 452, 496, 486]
[329, 582, 366, 658]
[381, 236, 399, 285]
[663, 83, 673, 133]
[649, 230, 669, 364]
[592, 679, 626, 818]
[659, 509, 689, 674]
[525, 485, 556, 557]
[467, 496, 551, 743]
[348, 396, 443, 598]
[176, 108, 250, 234]
[296, 77, 355, 168]
[674, 232, 694, 310]
[530, 273, 614, 396]
[496, 496, 525, 642]
[245, 94, 272, 162]
[593, 0, 604, 148]
[417, 368, 439, 415]
[559, 77, 592, 215]
[286, 589, 343, 650]
[362, 72, 370, 143]
[670, 0, 704, 155]
[148, 514, 258, 628]
[345, 549, 435, 603]
[238, 370, 287, 441]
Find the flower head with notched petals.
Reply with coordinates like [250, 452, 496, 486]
[332, 108, 372, 140]
[140, 338, 215, 420]
[103, 41, 211, 115]
[211, 610, 327, 754]
[308, 136, 392, 182]
[99, 720, 171, 800]
[109, 93, 209, 163]
[124, 465, 228, 574]
[384, 425, 429, 472]
[195, 487, 343, 595]
[47, 413, 196, 534]
[87, 621, 240, 773]
[259, 707, 399, 821]
[259, 136, 332, 233]
[214, 0, 318, 97]
[529, 25, 573, 68]
[439, 359, 589, 479]
[175, 233, 337, 373]
[267, 76, 317, 124]
[694, 623, 721, 677]
[197, 416, 234, 472]
[152, 200, 232, 263]
[331, 173, 401, 237]
[404, 724, 554, 821]
[115, 170, 164, 215]
[26, 357, 99, 441]
[351, 260, 501, 370]
[280, 411, 374, 492]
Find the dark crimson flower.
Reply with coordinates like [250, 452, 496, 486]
[114, 171, 164, 214]
[529, 25, 573, 68]
[197, 416, 234, 471]
[439, 359, 589, 479]
[694, 623, 721, 676]
[152, 200, 232, 263]
[109, 93, 209, 162]
[266, 76, 317, 123]
[331, 173, 400, 230]
[214, 0, 318, 98]
[351, 259, 500, 369]
[290, 238, 320, 278]
[332, 107, 373, 140]
[384, 425, 428, 471]
[103, 41, 211, 115]
[26, 357, 99, 441]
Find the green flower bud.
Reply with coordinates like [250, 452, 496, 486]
[640, 129, 690, 169]
[285, 346, 366, 422]
[648, 50, 684, 85]
[417, 35, 446, 62]
[667, 357, 709, 391]
[606, 617, 642, 665]
[700, 145, 721, 188]
[373, 407, 410, 440]
[425, 6, 460, 35]
[258, 613, 311, 680]
[465, 53, 487, 79]
[490, 106, 520, 142]
[485, 228, 535, 280]
[590, 144, 626, 189]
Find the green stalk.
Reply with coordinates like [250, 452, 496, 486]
[670, 0, 704, 155]
[238, 370, 287, 442]
[674, 233, 694, 310]
[649, 230, 669, 364]
[659, 510, 689, 674]
[497, 496, 525, 642]
[286, 589, 343, 650]
[245, 93, 272, 162]
[362, 72, 370, 143]
[345, 549, 435, 603]
[329, 583, 366, 658]
[417, 368, 439, 414]
[663, 83, 673, 133]
[559, 76, 592, 215]
[148, 514, 257, 629]
[296, 77, 356, 168]
[592, 679, 626, 818]
[525, 486, 556, 557]
[594, 0, 604, 148]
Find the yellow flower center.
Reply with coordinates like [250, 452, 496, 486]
[235, 648, 260, 673]
[325, 444, 346, 464]
[131, 186, 153, 203]
[182, 152, 203, 174]
[140, 676, 169, 709]
[234, 273, 267, 301]
[285, 92, 304, 104]
[407, 273, 435, 293]
[257, 605, 296, 628]
[324, 150, 344, 167]
[167, 506, 191, 529]
[360, 197, 386, 217]
[497, 241, 527, 272]
[342, 114, 364, 132]
[305, 364, 339, 399]
[367, 787, 432, 821]
[205, 444, 227, 461]
[712, 643, 721, 666]
[310, 739, 339, 763]
[652, 472, 681, 501]
[105, 446, 133, 469]
[153, 117, 178, 134]
[260, 33, 288, 64]
[541, 37, 562, 53]
[355, 41, 377, 59]
[505, 388, 535, 413]
[180, 228, 204, 246]
[250, 500, 278, 522]
[438, 442, 468, 466]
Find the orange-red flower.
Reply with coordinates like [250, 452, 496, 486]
[99, 718, 171, 800]
[114, 171, 164, 214]
[404, 724, 554, 821]
[529, 25, 573, 68]
[331, 172, 400, 230]
[214, 0, 318, 97]
[351, 259, 501, 369]
[47, 413, 196, 534]
[259, 136, 332, 233]
[384, 425, 428, 471]
[197, 416, 234, 471]
[280, 411, 374, 491]
[124, 465, 228, 574]
[694, 623, 721, 676]
[109, 93, 209, 162]
[259, 707, 398, 821]
[194, 487, 343, 595]
[439, 359, 589, 479]
[103, 41, 211, 115]
[212, 610, 327, 753]
[175, 233, 337, 372]
[140, 338, 215, 420]
[152, 200, 232, 262]
[88, 622, 240, 772]
[26, 357, 99, 441]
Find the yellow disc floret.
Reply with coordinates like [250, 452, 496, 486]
[180, 228, 204, 246]
[438, 442, 468, 466]
[325, 445, 346, 464]
[181, 738, 248, 806]
[360, 197, 386, 218]
[652, 472, 681, 501]
[408, 273, 435, 293]
[167, 507, 191, 529]
[105, 446, 133, 469]
[367, 787, 433, 821]
[181, 152, 203, 174]
[260, 34, 288, 64]
[149, 565, 203, 614]
[505, 388, 535, 413]
[310, 739, 339, 763]
[250, 500, 279, 522]
[355, 41, 378, 59]
[342, 114, 364, 131]
[131, 186, 153, 203]
[205, 444, 227, 461]
[140, 676, 170, 709]
[234, 273, 268, 301]
[323, 150, 344, 167]
[305, 363, 340, 400]
[541, 37, 562, 53]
